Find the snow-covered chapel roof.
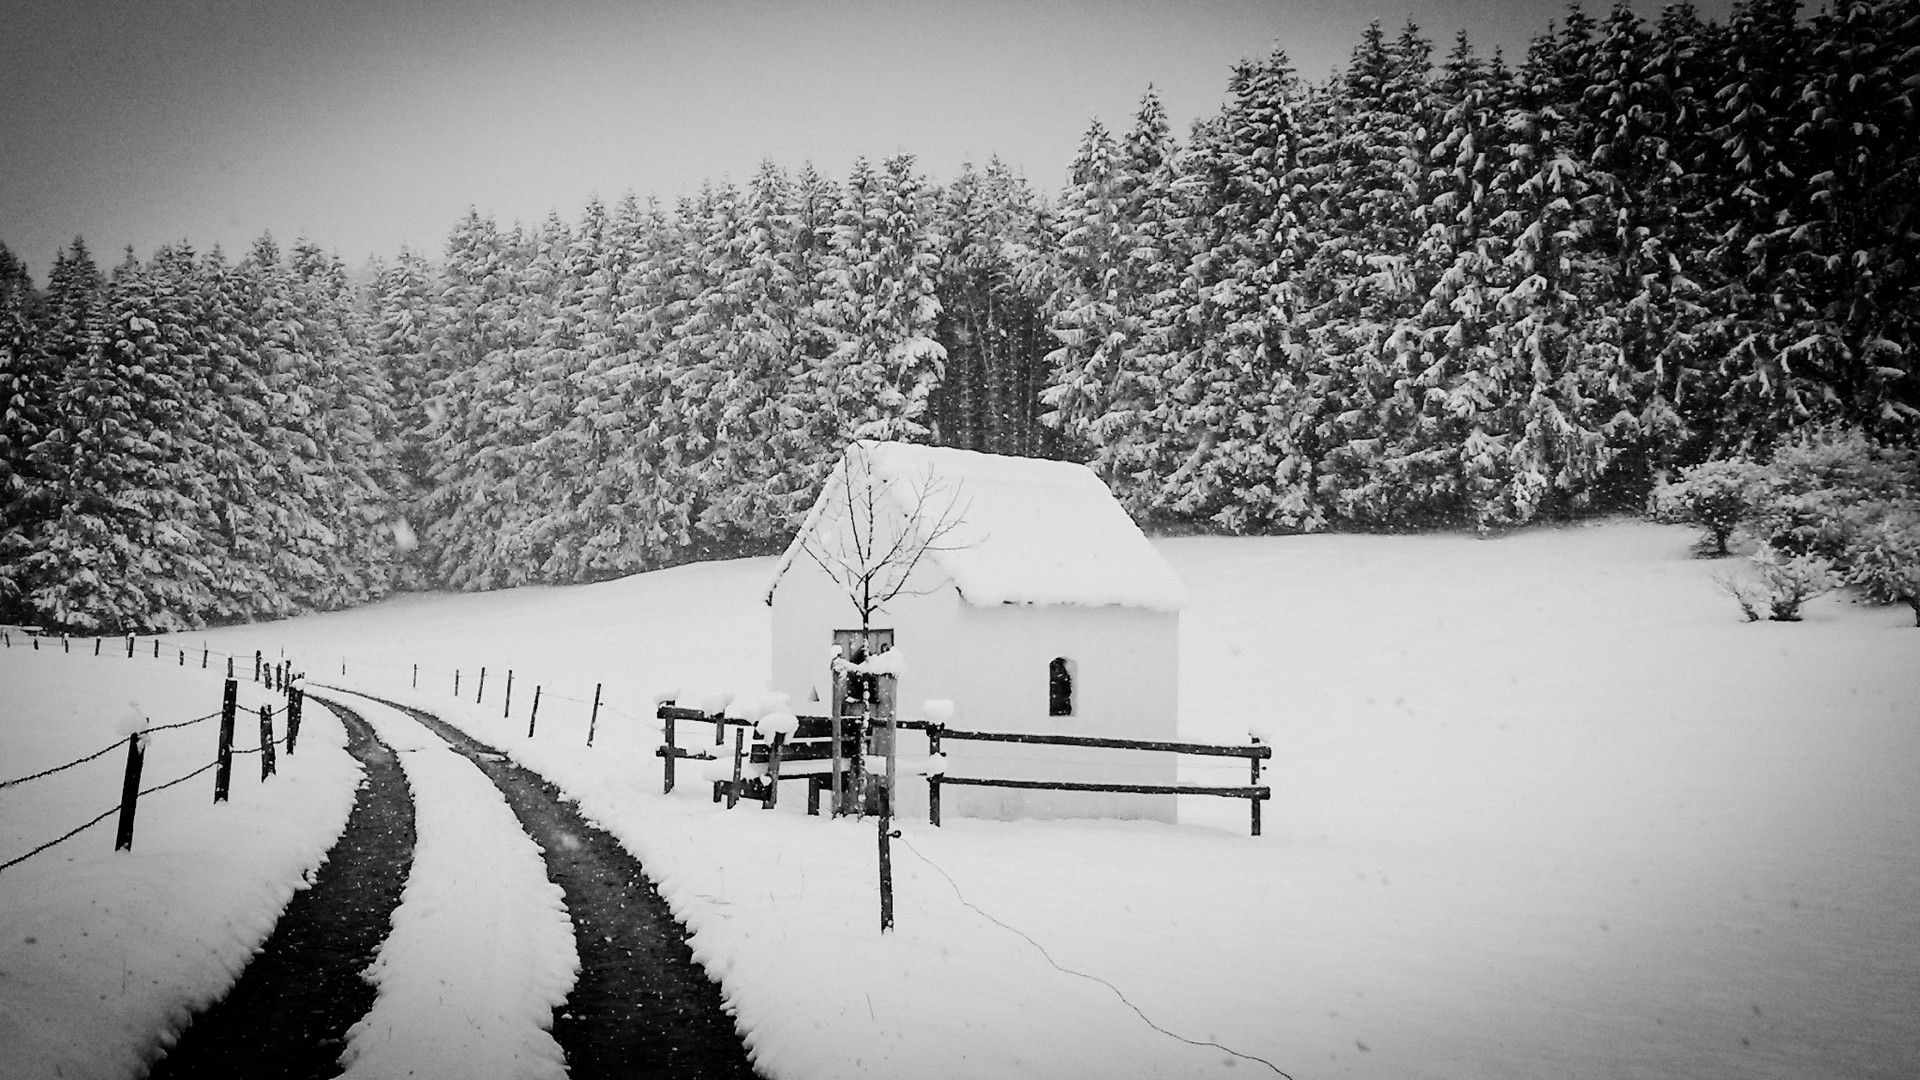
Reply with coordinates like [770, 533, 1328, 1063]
[767, 441, 1188, 612]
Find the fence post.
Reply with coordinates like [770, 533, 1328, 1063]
[412, 663, 418, 689]
[177, 647, 183, 666]
[477, 666, 486, 704]
[527, 686, 542, 738]
[1250, 737, 1263, 838]
[113, 732, 146, 851]
[63, 634, 69, 653]
[661, 703, 677, 793]
[153, 639, 160, 659]
[226, 655, 234, 679]
[726, 727, 744, 808]
[586, 683, 603, 746]
[253, 650, 262, 684]
[503, 670, 513, 719]
[126, 634, 134, 658]
[454, 669, 460, 697]
[258, 706, 276, 780]
[927, 724, 943, 827]
[286, 689, 303, 756]
[95, 637, 101, 657]
[215, 680, 237, 802]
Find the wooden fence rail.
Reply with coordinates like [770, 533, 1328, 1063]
[657, 703, 1275, 836]
[925, 725, 1272, 836]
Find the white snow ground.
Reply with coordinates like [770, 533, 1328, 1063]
[2, 520, 1916, 1079]
[0, 648, 360, 1079]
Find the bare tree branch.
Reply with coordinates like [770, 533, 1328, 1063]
[798, 443, 975, 630]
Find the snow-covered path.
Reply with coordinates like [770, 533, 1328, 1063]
[322, 689, 579, 1080]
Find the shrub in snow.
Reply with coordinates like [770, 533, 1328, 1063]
[1715, 545, 1837, 622]
[1743, 428, 1918, 565]
[1652, 459, 1763, 556]
[1845, 509, 1920, 626]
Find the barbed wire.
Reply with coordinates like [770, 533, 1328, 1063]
[0, 805, 122, 874]
[0, 737, 129, 791]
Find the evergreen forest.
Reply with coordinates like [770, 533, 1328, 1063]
[3, 0, 1917, 632]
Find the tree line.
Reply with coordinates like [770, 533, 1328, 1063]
[3, 0, 1916, 631]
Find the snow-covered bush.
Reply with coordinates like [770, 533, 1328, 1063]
[1715, 545, 1838, 622]
[1845, 509, 1920, 626]
[1652, 459, 1763, 556]
[1743, 428, 1918, 563]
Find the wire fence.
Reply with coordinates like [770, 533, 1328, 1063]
[0, 644, 305, 875]
[2, 624, 651, 877]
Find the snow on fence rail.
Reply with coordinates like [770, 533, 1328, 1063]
[654, 703, 1276, 835]
[0, 635, 310, 873]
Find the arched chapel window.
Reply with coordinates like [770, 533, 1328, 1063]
[1049, 657, 1075, 717]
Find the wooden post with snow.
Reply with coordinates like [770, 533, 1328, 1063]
[586, 683, 603, 746]
[258, 706, 276, 780]
[286, 688, 303, 756]
[113, 731, 145, 851]
[214, 680, 237, 802]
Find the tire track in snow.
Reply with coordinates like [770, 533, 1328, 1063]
[350, 691, 763, 1080]
[147, 697, 415, 1080]
[315, 689, 578, 1080]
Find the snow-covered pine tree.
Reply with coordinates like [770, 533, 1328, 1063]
[693, 161, 818, 548]
[933, 158, 1053, 461]
[288, 239, 397, 609]
[25, 245, 209, 629]
[0, 244, 51, 622]
[423, 213, 534, 590]
[822, 155, 946, 445]
[1161, 48, 1324, 532]
[1790, 0, 1920, 439]
[1484, 14, 1623, 523]
[1041, 121, 1131, 470]
[189, 245, 285, 621]
[1698, 0, 1816, 452]
[1313, 22, 1468, 526]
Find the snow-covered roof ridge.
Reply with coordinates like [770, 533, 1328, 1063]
[768, 441, 1188, 612]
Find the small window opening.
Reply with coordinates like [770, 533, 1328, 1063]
[1048, 657, 1075, 717]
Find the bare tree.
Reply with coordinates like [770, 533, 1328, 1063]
[798, 441, 972, 632]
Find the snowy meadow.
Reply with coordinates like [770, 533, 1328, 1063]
[3, 520, 1917, 1079]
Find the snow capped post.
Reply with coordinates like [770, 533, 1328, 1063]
[214, 680, 236, 803]
[113, 721, 146, 852]
[257, 706, 276, 781]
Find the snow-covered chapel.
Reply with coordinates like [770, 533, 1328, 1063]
[764, 441, 1189, 821]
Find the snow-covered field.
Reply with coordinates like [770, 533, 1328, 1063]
[4, 520, 1917, 1078]
[0, 646, 360, 1079]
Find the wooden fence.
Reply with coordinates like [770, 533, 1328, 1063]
[655, 703, 1274, 835]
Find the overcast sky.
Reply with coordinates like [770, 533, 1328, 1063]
[1, 0, 1733, 279]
